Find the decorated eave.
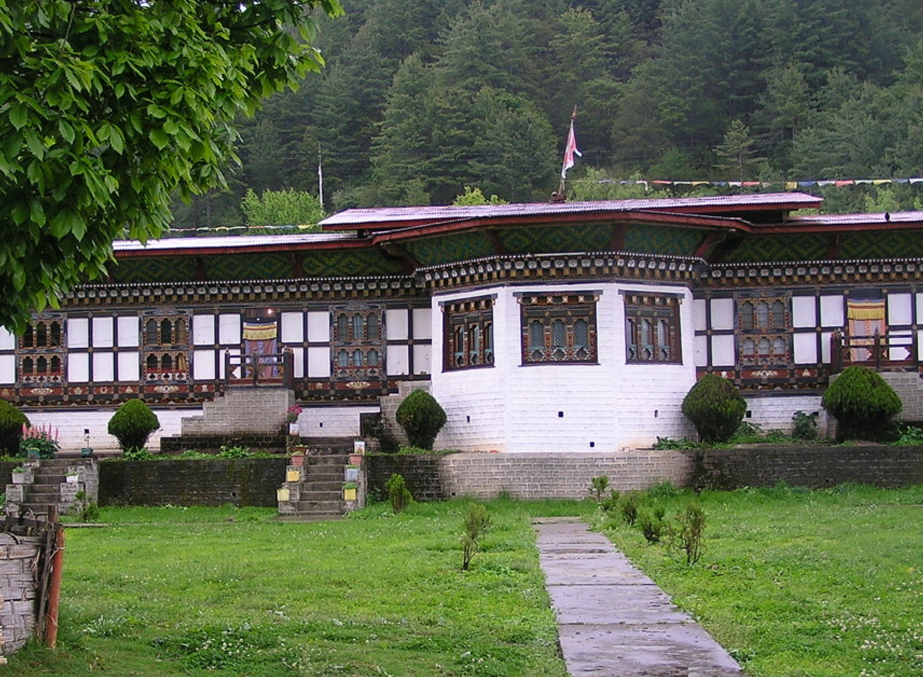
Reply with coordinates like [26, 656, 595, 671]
[416, 251, 705, 290]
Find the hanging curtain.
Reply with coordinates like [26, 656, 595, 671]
[846, 298, 885, 363]
[243, 321, 279, 379]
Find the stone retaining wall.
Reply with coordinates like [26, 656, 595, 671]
[696, 445, 923, 489]
[368, 451, 695, 500]
[98, 458, 289, 507]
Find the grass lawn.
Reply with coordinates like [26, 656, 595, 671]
[596, 482, 923, 677]
[8, 499, 592, 677]
[7, 485, 923, 676]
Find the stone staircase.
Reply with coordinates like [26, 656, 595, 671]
[277, 438, 362, 518]
[5, 458, 98, 519]
[181, 386, 294, 436]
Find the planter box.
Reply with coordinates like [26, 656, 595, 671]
[344, 467, 359, 482]
[277, 488, 290, 502]
[286, 469, 302, 483]
[291, 454, 305, 467]
[343, 487, 357, 501]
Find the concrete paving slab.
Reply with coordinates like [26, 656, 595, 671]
[557, 623, 743, 677]
[546, 584, 689, 625]
[534, 518, 743, 677]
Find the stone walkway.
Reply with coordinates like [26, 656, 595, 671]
[534, 517, 743, 677]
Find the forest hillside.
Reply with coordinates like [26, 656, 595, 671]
[172, 0, 923, 229]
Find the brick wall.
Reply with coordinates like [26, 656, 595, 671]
[368, 451, 695, 500]
[98, 458, 289, 507]
[0, 532, 41, 654]
[181, 387, 293, 436]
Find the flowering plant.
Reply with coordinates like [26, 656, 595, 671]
[285, 405, 303, 423]
[20, 423, 60, 459]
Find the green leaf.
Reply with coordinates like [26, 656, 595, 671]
[58, 119, 75, 144]
[9, 102, 27, 130]
[149, 129, 170, 150]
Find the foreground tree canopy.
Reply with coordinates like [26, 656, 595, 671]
[0, 0, 342, 330]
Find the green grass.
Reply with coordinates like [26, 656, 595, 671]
[11, 487, 923, 676]
[594, 482, 923, 677]
[9, 499, 593, 677]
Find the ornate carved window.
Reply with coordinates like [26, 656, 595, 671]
[142, 312, 190, 381]
[737, 296, 790, 365]
[444, 297, 494, 371]
[331, 304, 385, 380]
[19, 317, 65, 384]
[519, 293, 598, 364]
[624, 293, 682, 364]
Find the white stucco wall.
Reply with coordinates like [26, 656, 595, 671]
[431, 282, 698, 453]
[21, 408, 194, 453]
[742, 394, 827, 436]
[296, 406, 379, 438]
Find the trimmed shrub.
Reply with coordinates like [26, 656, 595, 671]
[108, 399, 160, 452]
[0, 400, 28, 455]
[395, 389, 446, 450]
[681, 374, 747, 444]
[822, 366, 902, 441]
[385, 473, 412, 514]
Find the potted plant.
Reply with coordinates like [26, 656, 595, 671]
[344, 464, 359, 482]
[286, 405, 302, 436]
[342, 481, 358, 502]
[20, 423, 60, 459]
[290, 447, 306, 466]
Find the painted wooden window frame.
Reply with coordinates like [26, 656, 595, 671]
[518, 293, 599, 365]
[623, 292, 682, 365]
[443, 296, 495, 371]
[737, 295, 791, 366]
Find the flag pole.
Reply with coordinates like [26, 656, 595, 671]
[558, 105, 580, 196]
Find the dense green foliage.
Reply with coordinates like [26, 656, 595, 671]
[681, 374, 747, 444]
[0, 0, 342, 329]
[178, 0, 923, 226]
[0, 400, 28, 455]
[240, 188, 324, 228]
[395, 389, 447, 450]
[822, 366, 903, 440]
[107, 399, 160, 452]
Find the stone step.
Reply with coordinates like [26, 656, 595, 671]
[27, 487, 60, 498]
[294, 500, 342, 513]
[296, 489, 344, 501]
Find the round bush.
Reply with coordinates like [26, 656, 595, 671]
[0, 399, 28, 455]
[822, 366, 902, 441]
[395, 389, 446, 450]
[108, 399, 160, 452]
[681, 374, 746, 444]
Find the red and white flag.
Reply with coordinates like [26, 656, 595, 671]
[561, 117, 582, 180]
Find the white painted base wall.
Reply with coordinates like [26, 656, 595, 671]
[295, 406, 378, 439]
[742, 394, 828, 437]
[431, 282, 699, 452]
[21, 408, 194, 453]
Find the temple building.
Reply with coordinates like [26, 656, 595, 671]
[6, 192, 923, 452]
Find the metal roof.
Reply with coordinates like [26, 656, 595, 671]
[787, 211, 923, 227]
[319, 193, 821, 228]
[113, 232, 358, 252]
